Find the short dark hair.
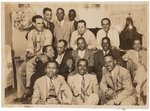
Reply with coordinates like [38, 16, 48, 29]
[43, 7, 52, 14]
[56, 7, 65, 13]
[102, 37, 111, 44]
[101, 18, 111, 25]
[77, 37, 86, 44]
[32, 15, 43, 23]
[77, 20, 86, 27]
[58, 39, 68, 47]
[77, 59, 88, 67]
[104, 54, 115, 60]
[133, 38, 142, 45]
[42, 45, 53, 53]
[69, 9, 76, 15]
[45, 60, 59, 68]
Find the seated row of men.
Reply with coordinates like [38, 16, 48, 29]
[16, 36, 147, 105]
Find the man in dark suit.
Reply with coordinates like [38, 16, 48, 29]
[43, 7, 55, 35]
[94, 37, 124, 83]
[55, 39, 74, 81]
[68, 9, 78, 33]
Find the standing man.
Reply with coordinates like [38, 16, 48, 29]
[68, 9, 78, 33]
[70, 20, 96, 50]
[43, 7, 55, 35]
[32, 61, 73, 104]
[94, 37, 124, 83]
[54, 8, 72, 45]
[96, 18, 119, 50]
[100, 54, 136, 105]
[68, 59, 99, 105]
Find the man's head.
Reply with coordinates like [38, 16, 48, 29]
[45, 61, 59, 79]
[77, 37, 87, 51]
[77, 59, 88, 75]
[133, 39, 142, 51]
[77, 20, 86, 35]
[32, 15, 44, 31]
[68, 9, 76, 21]
[43, 45, 55, 59]
[104, 54, 116, 72]
[43, 7, 52, 22]
[101, 18, 111, 32]
[57, 39, 68, 55]
[56, 8, 65, 21]
[101, 37, 111, 51]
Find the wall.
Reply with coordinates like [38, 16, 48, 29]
[5, 2, 148, 56]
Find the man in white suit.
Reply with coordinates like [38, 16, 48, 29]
[32, 60, 73, 104]
[67, 59, 99, 105]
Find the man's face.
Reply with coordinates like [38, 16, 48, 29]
[102, 39, 111, 51]
[101, 19, 110, 32]
[77, 39, 86, 51]
[104, 56, 116, 72]
[44, 46, 55, 59]
[78, 60, 88, 75]
[77, 22, 86, 35]
[68, 11, 76, 21]
[45, 63, 58, 78]
[133, 40, 142, 51]
[56, 9, 65, 21]
[35, 18, 44, 31]
[57, 42, 66, 55]
[44, 10, 52, 22]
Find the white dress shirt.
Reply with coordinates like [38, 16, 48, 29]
[96, 28, 120, 49]
[70, 29, 96, 50]
[58, 19, 64, 28]
[78, 50, 86, 58]
[56, 53, 65, 65]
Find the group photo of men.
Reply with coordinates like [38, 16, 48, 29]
[3, 3, 148, 107]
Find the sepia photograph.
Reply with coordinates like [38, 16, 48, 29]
[1, 1, 149, 108]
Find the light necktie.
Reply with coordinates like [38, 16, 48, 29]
[48, 78, 56, 97]
[35, 32, 41, 52]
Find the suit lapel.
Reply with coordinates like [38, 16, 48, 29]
[40, 76, 48, 101]
[104, 71, 115, 90]
[84, 74, 91, 90]
[83, 49, 89, 60]
[54, 75, 61, 96]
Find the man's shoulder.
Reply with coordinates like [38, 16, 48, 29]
[117, 65, 129, 75]
[36, 75, 46, 83]
[94, 50, 103, 56]
[56, 75, 65, 81]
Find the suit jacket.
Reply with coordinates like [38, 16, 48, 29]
[72, 49, 94, 72]
[94, 49, 124, 83]
[32, 75, 73, 104]
[57, 49, 74, 80]
[67, 73, 98, 98]
[54, 20, 72, 44]
[100, 65, 134, 104]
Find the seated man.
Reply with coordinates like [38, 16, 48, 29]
[32, 60, 73, 104]
[72, 37, 94, 72]
[56, 39, 74, 81]
[70, 20, 96, 50]
[94, 37, 124, 83]
[16, 15, 53, 100]
[68, 59, 99, 105]
[15, 45, 55, 102]
[122, 39, 147, 105]
[100, 54, 136, 105]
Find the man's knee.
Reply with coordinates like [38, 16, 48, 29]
[121, 95, 136, 105]
[85, 94, 99, 105]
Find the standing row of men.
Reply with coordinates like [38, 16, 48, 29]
[15, 7, 147, 105]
